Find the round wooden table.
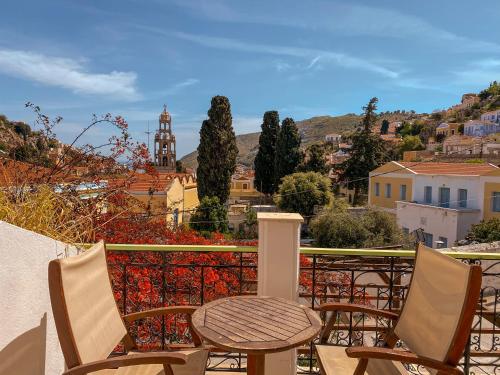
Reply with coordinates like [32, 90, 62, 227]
[191, 295, 322, 375]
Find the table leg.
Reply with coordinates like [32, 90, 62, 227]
[247, 354, 265, 375]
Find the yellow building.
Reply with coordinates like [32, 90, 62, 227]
[483, 180, 500, 220]
[436, 122, 461, 138]
[229, 170, 264, 204]
[111, 172, 199, 225]
[369, 161, 500, 247]
[337, 184, 357, 204]
[368, 162, 413, 210]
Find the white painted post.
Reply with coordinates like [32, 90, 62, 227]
[257, 213, 304, 375]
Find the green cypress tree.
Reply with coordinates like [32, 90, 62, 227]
[339, 97, 390, 204]
[380, 119, 390, 135]
[274, 117, 301, 185]
[300, 143, 328, 174]
[254, 111, 280, 195]
[196, 96, 238, 203]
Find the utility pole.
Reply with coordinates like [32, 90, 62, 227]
[145, 120, 152, 155]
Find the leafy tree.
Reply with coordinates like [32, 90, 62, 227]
[479, 81, 500, 100]
[361, 98, 378, 131]
[399, 135, 425, 155]
[254, 111, 280, 195]
[430, 112, 443, 121]
[458, 124, 464, 135]
[380, 119, 390, 135]
[338, 98, 390, 204]
[175, 160, 186, 173]
[274, 117, 302, 185]
[244, 207, 257, 226]
[13, 122, 31, 141]
[360, 209, 404, 247]
[190, 196, 228, 233]
[274, 172, 332, 219]
[300, 143, 328, 174]
[36, 137, 47, 152]
[419, 124, 435, 144]
[436, 133, 446, 143]
[311, 210, 369, 248]
[410, 123, 423, 136]
[242, 207, 258, 238]
[310, 207, 404, 248]
[12, 144, 36, 161]
[196, 96, 238, 203]
[466, 218, 500, 243]
[47, 138, 59, 148]
[396, 122, 411, 137]
[397, 121, 422, 138]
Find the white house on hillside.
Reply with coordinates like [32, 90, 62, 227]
[325, 133, 341, 144]
[464, 120, 500, 137]
[368, 162, 500, 248]
[481, 110, 500, 124]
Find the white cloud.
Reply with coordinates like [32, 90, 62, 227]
[0, 49, 140, 100]
[475, 59, 500, 69]
[155, 29, 399, 78]
[452, 60, 500, 86]
[163, 78, 200, 94]
[170, 0, 500, 53]
[306, 56, 322, 70]
[274, 61, 292, 72]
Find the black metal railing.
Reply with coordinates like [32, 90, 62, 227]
[106, 245, 500, 374]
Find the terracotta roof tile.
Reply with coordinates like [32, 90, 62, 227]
[397, 162, 498, 176]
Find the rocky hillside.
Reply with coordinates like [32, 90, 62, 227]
[181, 114, 362, 169]
[0, 115, 27, 154]
[0, 114, 57, 166]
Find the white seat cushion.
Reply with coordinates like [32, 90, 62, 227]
[316, 345, 407, 375]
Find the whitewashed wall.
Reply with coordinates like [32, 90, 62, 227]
[396, 201, 481, 246]
[412, 175, 481, 210]
[0, 221, 76, 375]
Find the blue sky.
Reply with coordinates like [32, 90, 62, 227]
[1, 0, 499, 157]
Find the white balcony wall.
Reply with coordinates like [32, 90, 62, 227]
[0, 221, 76, 375]
[397, 201, 481, 246]
[412, 175, 481, 210]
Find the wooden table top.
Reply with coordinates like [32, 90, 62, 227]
[191, 296, 322, 355]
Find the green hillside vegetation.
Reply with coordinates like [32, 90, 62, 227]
[181, 114, 362, 169]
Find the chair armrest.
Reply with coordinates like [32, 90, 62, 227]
[62, 352, 187, 375]
[123, 306, 198, 322]
[316, 303, 399, 320]
[123, 306, 202, 346]
[346, 347, 463, 375]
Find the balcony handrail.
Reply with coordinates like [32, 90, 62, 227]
[81, 243, 500, 260]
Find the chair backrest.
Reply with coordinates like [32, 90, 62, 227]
[394, 244, 482, 368]
[49, 241, 127, 368]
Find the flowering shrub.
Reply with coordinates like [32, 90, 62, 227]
[96, 214, 358, 350]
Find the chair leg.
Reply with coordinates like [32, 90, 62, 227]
[353, 358, 368, 375]
[164, 364, 174, 375]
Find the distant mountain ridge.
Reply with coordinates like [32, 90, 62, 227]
[180, 114, 362, 169]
